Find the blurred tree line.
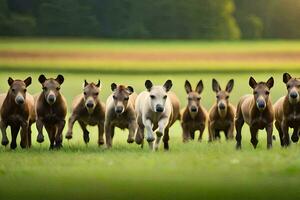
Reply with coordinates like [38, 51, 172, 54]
[0, 0, 299, 39]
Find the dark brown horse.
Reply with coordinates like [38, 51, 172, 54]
[180, 80, 207, 142]
[35, 74, 67, 149]
[66, 80, 105, 145]
[208, 79, 235, 141]
[235, 77, 274, 149]
[0, 77, 35, 149]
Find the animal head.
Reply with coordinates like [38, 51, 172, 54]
[212, 79, 234, 117]
[7, 77, 32, 105]
[283, 73, 300, 105]
[83, 80, 100, 112]
[111, 83, 134, 114]
[145, 80, 172, 113]
[38, 74, 64, 105]
[184, 80, 203, 114]
[249, 76, 274, 112]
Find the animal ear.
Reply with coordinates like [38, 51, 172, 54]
[24, 77, 32, 87]
[8, 77, 14, 86]
[212, 79, 221, 93]
[111, 83, 117, 91]
[249, 77, 257, 89]
[127, 86, 134, 95]
[56, 74, 64, 84]
[196, 80, 204, 94]
[283, 73, 292, 84]
[266, 77, 274, 89]
[145, 80, 153, 91]
[184, 80, 192, 94]
[96, 80, 101, 87]
[84, 80, 88, 87]
[163, 80, 172, 92]
[38, 74, 46, 84]
[226, 79, 234, 93]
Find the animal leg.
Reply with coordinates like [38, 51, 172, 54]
[163, 128, 170, 150]
[65, 114, 78, 140]
[291, 127, 299, 143]
[181, 123, 190, 143]
[154, 117, 169, 151]
[55, 120, 65, 149]
[105, 122, 114, 148]
[0, 120, 9, 146]
[127, 120, 137, 144]
[235, 117, 244, 149]
[20, 121, 29, 149]
[226, 123, 234, 140]
[78, 121, 89, 144]
[36, 118, 44, 143]
[135, 126, 144, 146]
[28, 122, 32, 147]
[275, 121, 284, 147]
[281, 120, 290, 146]
[45, 125, 55, 150]
[250, 127, 259, 149]
[10, 125, 20, 149]
[98, 120, 105, 146]
[266, 123, 273, 149]
[144, 119, 155, 143]
[198, 124, 205, 142]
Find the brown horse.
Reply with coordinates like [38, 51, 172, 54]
[0, 77, 35, 149]
[235, 77, 274, 149]
[274, 73, 300, 146]
[105, 83, 137, 148]
[208, 79, 235, 141]
[181, 80, 207, 143]
[35, 74, 67, 149]
[66, 80, 105, 145]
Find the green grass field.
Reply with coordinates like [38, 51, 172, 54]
[1, 39, 300, 200]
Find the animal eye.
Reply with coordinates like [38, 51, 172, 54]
[56, 87, 60, 91]
[150, 95, 155, 99]
[163, 95, 167, 99]
[84, 92, 87, 95]
[24, 89, 27, 92]
[287, 85, 291, 89]
[94, 92, 99, 96]
[124, 97, 129, 101]
[113, 95, 117, 100]
[197, 97, 201, 101]
[12, 88, 15, 92]
[226, 96, 229, 99]
[265, 91, 270, 95]
[254, 91, 258, 95]
[216, 95, 219, 98]
[42, 87, 46, 91]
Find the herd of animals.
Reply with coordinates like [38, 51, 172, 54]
[0, 73, 299, 151]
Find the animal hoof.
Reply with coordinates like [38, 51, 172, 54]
[55, 143, 63, 149]
[10, 143, 17, 149]
[65, 132, 73, 139]
[291, 135, 299, 143]
[127, 138, 134, 143]
[1, 138, 9, 146]
[156, 131, 163, 137]
[98, 140, 105, 146]
[37, 134, 44, 143]
[236, 144, 241, 150]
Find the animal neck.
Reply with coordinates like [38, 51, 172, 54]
[218, 108, 227, 119]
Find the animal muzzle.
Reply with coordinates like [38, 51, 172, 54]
[46, 91, 56, 105]
[155, 104, 164, 113]
[189, 105, 198, 113]
[218, 102, 226, 110]
[115, 106, 124, 114]
[15, 94, 25, 105]
[85, 100, 95, 109]
[256, 97, 266, 110]
[289, 89, 299, 104]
